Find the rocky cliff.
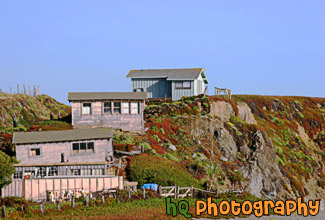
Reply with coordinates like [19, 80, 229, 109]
[127, 95, 325, 200]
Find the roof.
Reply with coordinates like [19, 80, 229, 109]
[13, 128, 113, 145]
[68, 92, 147, 101]
[126, 68, 208, 83]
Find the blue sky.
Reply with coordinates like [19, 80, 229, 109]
[1, 0, 324, 104]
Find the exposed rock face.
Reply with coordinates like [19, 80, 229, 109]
[239, 131, 285, 199]
[215, 127, 237, 161]
[237, 102, 257, 124]
[210, 101, 235, 121]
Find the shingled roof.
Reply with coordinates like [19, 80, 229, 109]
[13, 128, 113, 145]
[126, 68, 208, 82]
[68, 92, 147, 101]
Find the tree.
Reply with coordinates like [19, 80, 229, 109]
[0, 151, 18, 188]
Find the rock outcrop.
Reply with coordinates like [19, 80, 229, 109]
[239, 131, 285, 199]
[237, 102, 257, 124]
[210, 101, 235, 121]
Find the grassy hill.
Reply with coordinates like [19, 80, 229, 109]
[1, 92, 324, 200]
[0, 93, 71, 133]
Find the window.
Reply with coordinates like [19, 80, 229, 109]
[183, 81, 191, 89]
[30, 148, 41, 157]
[113, 102, 121, 114]
[106, 167, 115, 175]
[93, 169, 104, 175]
[13, 172, 22, 179]
[24, 170, 35, 177]
[48, 167, 58, 176]
[103, 102, 112, 114]
[72, 142, 95, 154]
[81, 169, 92, 175]
[121, 103, 130, 114]
[36, 167, 46, 178]
[82, 103, 91, 115]
[175, 81, 191, 89]
[175, 81, 183, 89]
[131, 102, 139, 114]
[71, 169, 81, 176]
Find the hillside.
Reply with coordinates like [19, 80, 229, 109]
[117, 94, 325, 200]
[0, 93, 71, 133]
[1, 92, 324, 201]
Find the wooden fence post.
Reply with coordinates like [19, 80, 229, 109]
[128, 191, 131, 200]
[21, 204, 24, 212]
[191, 186, 194, 198]
[71, 195, 75, 208]
[2, 205, 6, 219]
[142, 188, 146, 199]
[57, 199, 60, 212]
[85, 194, 89, 206]
[101, 195, 105, 204]
[158, 186, 162, 197]
[174, 185, 177, 199]
[40, 203, 44, 214]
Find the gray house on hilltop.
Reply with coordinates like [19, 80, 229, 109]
[126, 68, 208, 100]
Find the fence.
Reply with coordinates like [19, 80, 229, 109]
[1, 84, 40, 97]
[1, 176, 123, 202]
[214, 87, 232, 99]
[158, 185, 216, 199]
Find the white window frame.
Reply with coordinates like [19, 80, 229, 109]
[130, 102, 139, 114]
[121, 102, 130, 114]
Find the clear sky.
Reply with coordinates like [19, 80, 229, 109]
[1, 0, 324, 104]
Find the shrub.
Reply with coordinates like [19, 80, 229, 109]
[130, 154, 201, 188]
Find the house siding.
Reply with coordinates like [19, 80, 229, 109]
[171, 80, 195, 100]
[71, 101, 145, 131]
[16, 139, 112, 165]
[131, 78, 171, 98]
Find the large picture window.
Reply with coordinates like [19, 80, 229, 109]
[175, 81, 191, 89]
[103, 102, 112, 113]
[72, 142, 94, 154]
[82, 103, 92, 115]
[131, 102, 139, 114]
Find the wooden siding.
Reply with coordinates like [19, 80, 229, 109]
[131, 78, 171, 98]
[171, 81, 195, 100]
[16, 139, 113, 165]
[71, 101, 144, 132]
[1, 176, 123, 201]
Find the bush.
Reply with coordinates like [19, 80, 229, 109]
[130, 154, 201, 188]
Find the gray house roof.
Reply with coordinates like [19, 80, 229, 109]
[68, 92, 147, 101]
[13, 128, 113, 145]
[126, 68, 208, 83]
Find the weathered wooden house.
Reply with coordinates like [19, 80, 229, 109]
[1, 128, 123, 201]
[68, 92, 147, 132]
[126, 68, 208, 100]
[13, 128, 114, 177]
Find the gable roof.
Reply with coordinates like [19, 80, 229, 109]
[68, 92, 147, 101]
[126, 68, 208, 83]
[13, 128, 113, 145]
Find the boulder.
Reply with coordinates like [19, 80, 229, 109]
[168, 145, 177, 151]
[210, 101, 235, 121]
[237, 102, 257, 124]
